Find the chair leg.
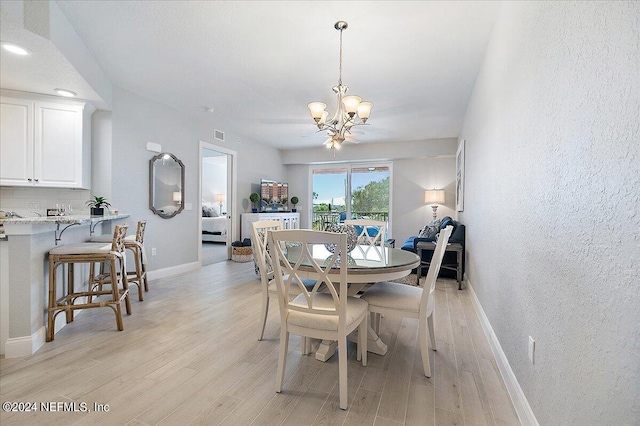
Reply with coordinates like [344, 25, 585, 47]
[258, 292, 269, 341]
[120, 257, 132, 316]
[338, 334, 348, 410]
[109, 259, 124, 331]
[275, 327, 289, 393]
[419, 316, 432, 377]
[359, 315, 368, 367]
[46, 259, 57, 342]
[66, 263, 74, 323]
[131, 246, 144, 301]
[427, 313, 437, 351]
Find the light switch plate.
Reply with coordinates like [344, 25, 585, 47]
[184, 203, 192, 210]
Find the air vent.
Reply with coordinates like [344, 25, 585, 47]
[214, 129, 225, 141]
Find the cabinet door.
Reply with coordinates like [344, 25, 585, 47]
[0, 98, 34, 186]
[34, 102, 84, 188]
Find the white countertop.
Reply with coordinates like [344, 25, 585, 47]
[0, 213, 129, 225]
[0, 214, 130, 237]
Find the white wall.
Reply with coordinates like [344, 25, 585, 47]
[107, 87, 286, 270]
[459, 2, 639, 424]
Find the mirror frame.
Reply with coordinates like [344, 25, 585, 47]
[149, 152, 185, 219]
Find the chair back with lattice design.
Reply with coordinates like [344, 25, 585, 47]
[420, 225, 453, 313]
[269, 229, 348, 329]
[344, 219, 387, 246]
[251, 220, 281, 288]
[135, 221, 146, 244]
[110, 224, 129, 254]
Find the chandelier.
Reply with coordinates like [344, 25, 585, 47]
[307, 21, 373, 154]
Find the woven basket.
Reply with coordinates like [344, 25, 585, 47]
[232, 246, 253, 263]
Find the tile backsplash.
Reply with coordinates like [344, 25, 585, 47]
[0, 187, 91, 216]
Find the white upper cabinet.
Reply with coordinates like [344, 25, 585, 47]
[0, 97, 34, 185]
[0, 94, 92, 189]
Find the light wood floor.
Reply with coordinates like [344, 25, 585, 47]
[0, 260, 520, 425]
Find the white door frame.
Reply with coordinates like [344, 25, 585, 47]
[198, 141, 238, 263]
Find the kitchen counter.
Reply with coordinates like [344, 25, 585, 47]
[0, 213, 130, 358]
[0, 213, 129, 225]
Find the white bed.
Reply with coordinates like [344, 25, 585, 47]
[202, 216, 228, 243]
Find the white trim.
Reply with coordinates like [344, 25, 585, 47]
[4, 334, 40, 358]
[467, 278, 539, 426]
[147, 261, 200, 281]
[199, 141, 237, 263]
[4, 310, 76, 358]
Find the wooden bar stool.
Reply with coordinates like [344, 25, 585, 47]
[89, 221, 148, 301]
[47, 224, 131, 342]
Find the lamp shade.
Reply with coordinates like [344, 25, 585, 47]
[173, 191, 182, 202]
[357, 101, 373, 122]
[342, 95, 362, 116]
[424, 189, 445, 204]
[308, 102, 327, 121]
[215, 193, 224, 203]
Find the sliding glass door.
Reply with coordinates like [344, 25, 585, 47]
[311, 168, 347, 230]
[311, 163, 391, 232]
[350, 166, 390, 223]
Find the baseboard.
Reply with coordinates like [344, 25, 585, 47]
[466, 278, 539, 426]
[147, 261, 200, 281]
[4, 298, 84, 358]
[4, 300, 87, 358]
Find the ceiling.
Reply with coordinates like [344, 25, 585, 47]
[2, 1, 500, 150]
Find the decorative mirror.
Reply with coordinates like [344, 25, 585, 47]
[149, 152, 185, 219]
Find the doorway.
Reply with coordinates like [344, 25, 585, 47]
[199, 141, 237, 266]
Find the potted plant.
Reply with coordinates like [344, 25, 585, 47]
[249, 192, 260, 213]
[290, 196, 299, 212]
[86, 196, 111, 216]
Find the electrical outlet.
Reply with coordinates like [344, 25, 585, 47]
[151, 248, 157, 256]
[528, 336, 535, 364]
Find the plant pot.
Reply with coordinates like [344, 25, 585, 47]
[251, 208, 258, 213]
[90, 207, 104, 216]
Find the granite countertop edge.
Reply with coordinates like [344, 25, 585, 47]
[0, 213, 130, 225]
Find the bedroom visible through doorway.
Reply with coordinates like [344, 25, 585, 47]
[200, 143, 236, 266]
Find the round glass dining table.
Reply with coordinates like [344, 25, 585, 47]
[283, 243, 420, 285]
[283, 243, 420, 361]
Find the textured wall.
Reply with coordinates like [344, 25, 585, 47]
[459, 2, 639, 424]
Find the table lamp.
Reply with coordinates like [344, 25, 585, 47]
[172, 191, 182, 205]
[424, 189, 445, 220]
[216, 193, 224, 213]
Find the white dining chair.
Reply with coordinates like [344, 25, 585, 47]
[269, 229, 368, 410]
[252, 219, 317, 342]
[252, 219, 283, 340]
[344, 219, 387, 246]
[360, 225, 453, 377]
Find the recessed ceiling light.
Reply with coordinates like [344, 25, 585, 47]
[205, 107, 215, 113]
[55, 89, 77, 97]
[1, 42, 30, 56]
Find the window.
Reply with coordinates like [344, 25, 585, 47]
[311, 163, 392, 234]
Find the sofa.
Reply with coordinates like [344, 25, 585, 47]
[401, 216, 465, 279]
